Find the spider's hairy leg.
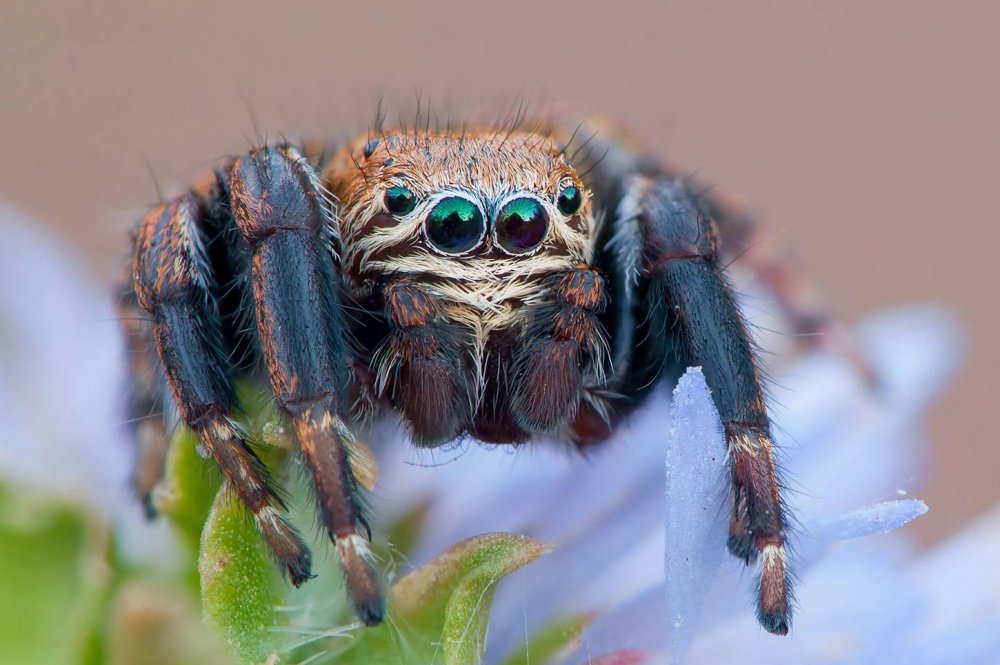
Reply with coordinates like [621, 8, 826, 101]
[701, 191, 828, 340]
[630, 175, 791, 635]
[228, 146, 385, 626]
[131, 193, 312, 584]
[696, 188, 877, 384]
[118, 286, 171, 517]
[510, 266, 607, 433]
[379, 279, 473, 446]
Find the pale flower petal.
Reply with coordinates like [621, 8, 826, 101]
[0, 204, 129, 519]
[662, 368, 728, 660]
[821, 499, 929, 541]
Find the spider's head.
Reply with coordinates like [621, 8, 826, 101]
[326, 128, 596, 291]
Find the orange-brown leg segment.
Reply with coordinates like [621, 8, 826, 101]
[131, 193, 312, 584]
[228, 145, 384, 625]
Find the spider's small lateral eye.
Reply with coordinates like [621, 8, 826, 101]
[425, 197, 486, 254]
[557, 185, 583, 215]
[385, 186, 417, 216]
[495, 197, 549, 255]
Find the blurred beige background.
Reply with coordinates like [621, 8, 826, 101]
[1, 1, 996, 543]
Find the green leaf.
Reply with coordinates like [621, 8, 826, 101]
[0, 488, 92, 665]
[199, 488, 281, 664]
[498, 613, 595, 665]
[107, 581, 235, 665]
[155, 427, 220, 552]
[321, 533, 550, 665]
[405, 532, 553, 665]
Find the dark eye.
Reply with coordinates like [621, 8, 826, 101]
[424, 197, 486, 254]
[557, 185, 582, 215]
[385, 186, 416, 215]
[495, 197, 549, 255]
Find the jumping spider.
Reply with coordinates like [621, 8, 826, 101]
[122, 112, 797, 635]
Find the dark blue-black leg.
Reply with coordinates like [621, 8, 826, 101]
[131, 192, 312, 585]
[555, 115, 793, 633]
[627, 174, 791, 634]
[228, 146, 384, 626]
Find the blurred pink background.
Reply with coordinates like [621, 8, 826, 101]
[1, 1, 996, 543]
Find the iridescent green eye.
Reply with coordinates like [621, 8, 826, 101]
[557, 185, 583, 215]
[424, 197, 486, 254]
[385, 186, 416, 215]
[495, 197, 549, 255]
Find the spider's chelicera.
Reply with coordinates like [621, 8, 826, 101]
[122, 114, 792, 634]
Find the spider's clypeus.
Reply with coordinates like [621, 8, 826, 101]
[121, 112, 804, 636]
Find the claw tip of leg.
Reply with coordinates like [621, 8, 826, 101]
[758, 610, 790, 635]
[355, 596, 387, 627]
[286, 551, 314, 587]
[727, 535, 756, 563]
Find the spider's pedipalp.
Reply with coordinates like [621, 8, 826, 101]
[228, 145, 385, 625]
[378, 279, 474, 446]
[510, 265, 608, 434]
[130, 193, 312, 584]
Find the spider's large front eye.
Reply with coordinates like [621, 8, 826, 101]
[424, 197, 486, 254]
[385, 186, 416, 216]
[494, 197, 549, 255]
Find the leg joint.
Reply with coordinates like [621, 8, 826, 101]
[230, 145, 326, 246]
[644, 251, 715, 276]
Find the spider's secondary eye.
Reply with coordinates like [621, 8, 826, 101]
[385, 186, 416, 216]
[425, 197, 486, 254]
[495, 197, 549, 255]
[557, 185, 583, 215]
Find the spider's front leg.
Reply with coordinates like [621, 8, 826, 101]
[132, 194, 312, 583]
[629, 175, 791, 635]
[228, 146, 384, 625]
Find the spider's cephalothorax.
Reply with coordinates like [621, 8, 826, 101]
[327, 130, 606, 446]
[122, 116, 793, 634]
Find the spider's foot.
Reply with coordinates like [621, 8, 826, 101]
[290, 407, 385, 626]
[756, 540, 791, 636]
[726, 427, 792, 635]
[285, 547, 315, 587]
[726, 532, 757, 564]
[336, 533, 386, 626]
[757, 607, 790, 636]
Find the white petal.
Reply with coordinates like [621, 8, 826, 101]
[663, 368, 729, 661]
[0, 204, 128, 519]
[774, 305, 963, 522]
[820, 499, 929, 541]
